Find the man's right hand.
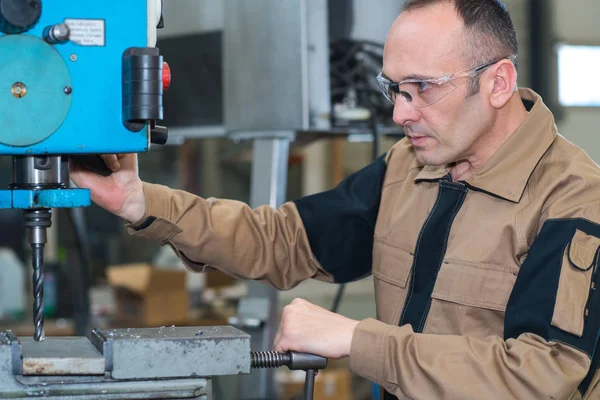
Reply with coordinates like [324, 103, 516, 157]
[70, 154, 146, 223]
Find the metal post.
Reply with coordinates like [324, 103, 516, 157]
[249, 138, 291, 208]
[234, 134, 292, 400]
[222, 1, 329, 398]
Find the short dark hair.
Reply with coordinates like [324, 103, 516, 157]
[402, 0, 518, 95]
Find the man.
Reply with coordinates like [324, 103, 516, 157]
[71, 0, 600, 398]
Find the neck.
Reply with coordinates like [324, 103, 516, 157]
[451, 92, 528, 182]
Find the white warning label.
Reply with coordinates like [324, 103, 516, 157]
[64, 19, 105, 46]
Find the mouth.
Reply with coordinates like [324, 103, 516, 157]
[407, 134, 430, 147]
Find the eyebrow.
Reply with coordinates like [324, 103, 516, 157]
[402, 73, 436, 81]
[381, 71, 436, 82]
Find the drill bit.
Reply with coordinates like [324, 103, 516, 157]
[32, 243, 45, 342]
[23, 209, 51, 342]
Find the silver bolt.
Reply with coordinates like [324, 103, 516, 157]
[63, 86, 72, 95]
[51, 23, 71, 42]
[69, 54, 77, 62]
[44, 23, 71, 45]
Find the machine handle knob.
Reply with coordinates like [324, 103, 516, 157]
[0, 0, 42, 34]
[250, 351, 326, 400]
[250, 351, 327, 371]
[151, 124, 168, 145]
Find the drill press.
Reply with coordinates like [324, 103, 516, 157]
[0, 0, 168, 341]
[0, 3, 328, 398]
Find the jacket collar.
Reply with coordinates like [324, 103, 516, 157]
[414, 88, 557, 203]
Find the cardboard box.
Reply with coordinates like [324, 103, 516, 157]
[107, 264, 188, 326]
[205, 269, 236, 289]
[279, 368, 352, 400]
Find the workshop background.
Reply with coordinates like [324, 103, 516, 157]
[0, 0, 599, 399]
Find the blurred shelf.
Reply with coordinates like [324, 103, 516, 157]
[218, 126, 404, 164]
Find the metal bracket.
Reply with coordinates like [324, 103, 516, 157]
[0, 189, 91, 209]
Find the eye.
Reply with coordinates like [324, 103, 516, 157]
[389, 82, 400, 94]
[399, 91, 413, 103]
[417, 81, 432, 93]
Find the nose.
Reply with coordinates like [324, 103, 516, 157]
[392, 96, 421, 126]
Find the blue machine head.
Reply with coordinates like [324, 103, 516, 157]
[0, 0, 167, 155]
[0, 0, 168, 209]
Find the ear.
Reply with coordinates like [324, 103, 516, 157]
[488, 60, 518, 109]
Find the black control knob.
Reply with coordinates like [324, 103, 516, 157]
[151, 124, 168, 145]
[0, 0, 42, 34]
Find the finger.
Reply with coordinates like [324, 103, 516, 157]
[273, 328, 282, 351]
[116, 153, 126, 160]
[301, 300, 328, 312]
[289, 298, 326, 313]
[69, 159, 82, 174]
[291, 297, 307, 305]
[69, 161, 90, 187]
[273, 326, 294, 353]
[69, 166, 111, 204]
[100, 154, 120, 172]
[118, 153, 138, 170]
[273, 335, 286, 352]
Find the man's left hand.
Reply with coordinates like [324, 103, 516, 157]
[273, 298, 360, 359]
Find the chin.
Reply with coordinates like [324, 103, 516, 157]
[415, 151, 449, 167]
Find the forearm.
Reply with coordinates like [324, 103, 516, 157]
[350, 319, 590, 400]
[128, 183, 333, 289]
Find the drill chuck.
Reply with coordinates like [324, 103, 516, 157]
[24, 209, 51, 244]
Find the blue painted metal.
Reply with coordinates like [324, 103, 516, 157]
[0, 1, 149, 210]
[0, 189, 91, 209]
[0, 35, 73, 147]
[0, 0, 150, 155]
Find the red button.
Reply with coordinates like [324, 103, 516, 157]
[162, 62, 171, 91]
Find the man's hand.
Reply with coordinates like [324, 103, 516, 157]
[70, 154, 146, 223]
[273, 298, 360, 359]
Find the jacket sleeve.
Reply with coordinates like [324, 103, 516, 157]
[127, 182, 330, 290]
[350, 216, 600, 399]
[350, 321, 590, 399]
[128, 154, 387, 290]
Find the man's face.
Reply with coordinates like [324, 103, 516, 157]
[383, 3, 492, 166]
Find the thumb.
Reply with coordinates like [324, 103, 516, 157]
[117, 153, 138, 171]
